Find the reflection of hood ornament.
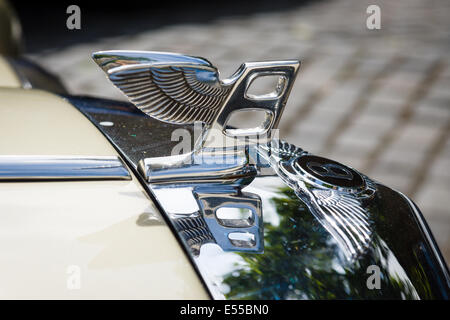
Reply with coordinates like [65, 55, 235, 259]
[93, 50, 300, 138]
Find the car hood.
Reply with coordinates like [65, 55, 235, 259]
[69, 95, 450, 300]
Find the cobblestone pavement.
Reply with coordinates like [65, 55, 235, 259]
[27, 0, 450, 264]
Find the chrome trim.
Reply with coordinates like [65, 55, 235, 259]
[137, 148, 256, 185]
[0, 155, 131, 181]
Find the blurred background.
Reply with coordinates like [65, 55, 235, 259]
[6, 0, 450, 264]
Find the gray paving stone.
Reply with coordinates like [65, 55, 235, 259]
[362, 99, 403, 120]
[428, 151, 450, 187]
[416, 179, 450, 220]
[373, 124, 443, 179]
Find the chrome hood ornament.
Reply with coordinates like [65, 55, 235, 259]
[92, 50, 299, 138]
[93, 51, 375, 260]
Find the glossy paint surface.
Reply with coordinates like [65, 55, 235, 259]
[0, 179, 208, 299]
[198, 177, 449, 299]
[71, 96, 450, 300]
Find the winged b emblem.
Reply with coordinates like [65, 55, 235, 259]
[93, 51, 300, 137]
[257, 140, 376, 260]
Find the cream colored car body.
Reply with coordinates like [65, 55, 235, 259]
[0, 56, 21, 87]
[0, 87, 208, 299]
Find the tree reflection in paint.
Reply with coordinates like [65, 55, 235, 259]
[222, 186, 432, 300]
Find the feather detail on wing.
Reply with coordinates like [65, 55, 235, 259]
[257, 139, 374, 260]
[93, 51, 231, 125]
[309, 189, 372, 259]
